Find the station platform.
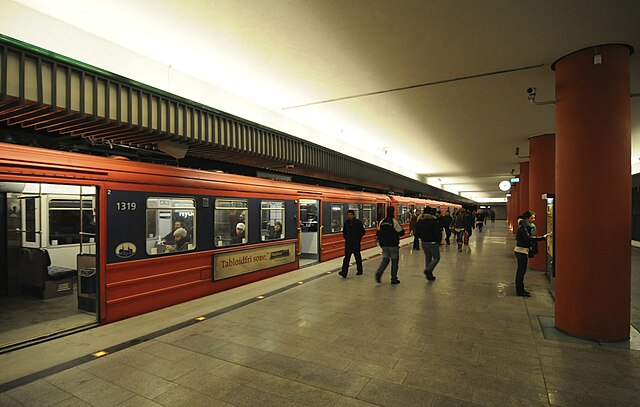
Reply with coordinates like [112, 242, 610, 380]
[1, 222, 640, 406]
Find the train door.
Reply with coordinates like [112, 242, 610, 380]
[377, 203, 386, 224]
[299, 199, 320, 267]
[0, 181, 98, 352]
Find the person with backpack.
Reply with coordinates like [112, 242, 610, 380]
[440, 210, 453, 245]
[374, 206, 405, 284]
[415, 207, 442, 281]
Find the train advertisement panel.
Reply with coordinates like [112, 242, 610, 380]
[213, 242, 296, 280]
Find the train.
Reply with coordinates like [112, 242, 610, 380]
[0, 142, 461, 349]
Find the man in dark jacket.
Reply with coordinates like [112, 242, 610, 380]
[374, 206, 405, 284]
[339, 210, 366, 278]
[409, 210, 420, 250]
[416, 208, 443, 281]
[440, 210, 453, 244]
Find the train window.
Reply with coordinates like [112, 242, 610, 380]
[362, 204, 376, 228]
[146, 197, 196, 255]
[214, 199, 248, 246]
[25, 197, 37, 243]
[398, 205, 412, 223]
[348, 204, 360, 221]
[331, 204, 343, 233]
[261, 201, 285, 241]
[48, 199, 95, 245]
[300, 199, 318, 232]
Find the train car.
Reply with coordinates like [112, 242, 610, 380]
[388, 195, 426, 235]
[298, 188, 389, 264]
[0, 142, 396, 350]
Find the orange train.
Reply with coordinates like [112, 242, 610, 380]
[0, 142, 461, 331]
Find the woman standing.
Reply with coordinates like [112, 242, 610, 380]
[514, 211, 549, 297]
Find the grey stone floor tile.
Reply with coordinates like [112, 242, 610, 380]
[544, 374, 640, 404]
[152, 385, 233, 407]
[207, 341, 272, 366]
[77, 357, 135, 382]
[471, 387, 550, 406]
[213, 329, 268, 347]
[115, 395, 163, 407]
[220, 384, 300, 407]
[270, 379, 343, 407]
[173, 369, 242, 399]
[6, 379, 72, 407]
[344, 360, 408, 384]
[296, 364, 370, 397]
[456, 369, 548, 403]
[333, 395, 380, 406]
[248, 352, 316, 380]
[158, 332, 229, 354]
[0, 393, 24, 406]
[110, 368, 178, 400]
[316, 342, 399, 369]
[51, 396, 93, 407]
[108, 348, 194, 381]
[44, 368, 100, 391]
[139, 340, 198, 362]
[179, 352, 235, 373]
[61, 376, 135, 407]
[547, 389, 640, 407]
[357, 377, 436, 406]
[295, 347, 353, 370]
[252, 338, 307, 357]
[404, 372, 475, 402]
[210, 360, 287, 388]
[431, 394, 485, 407]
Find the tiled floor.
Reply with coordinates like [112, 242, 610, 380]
[2, 221, 640, 406]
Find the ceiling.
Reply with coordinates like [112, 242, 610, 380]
[6, 0, 640, 201]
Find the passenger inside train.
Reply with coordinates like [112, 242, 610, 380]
[231, 222, 246, 244]
[165, 228, 189, 252]
[267, 221, 283, 240]
[162, 221, 185, 245]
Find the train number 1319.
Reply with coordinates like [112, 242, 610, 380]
[116, 202, 137, 211]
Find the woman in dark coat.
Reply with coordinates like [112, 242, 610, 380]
[513, 211, 549, 297]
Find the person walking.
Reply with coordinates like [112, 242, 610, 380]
[416, 208, 442, 281]
[452, 209, 466, 252]
[440, 210, 453, 244]
[490, 209, 496, 223]
[375, 206, 405, 284]
[339, 210, 366, 278]
[475, 211, 484, 233]
[514, 211, 549, 297]
[410, 209, 420, 250]
[464, 210, 474, 244]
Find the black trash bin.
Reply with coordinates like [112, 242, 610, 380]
[79, 267, 96, 294]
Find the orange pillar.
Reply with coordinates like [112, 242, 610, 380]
[518, 162, 530, 218]
[554, 44, 632, 341]
[506, 196, 512, 231]
[528, 134, 555, 271]
[511, 182, 520, 233]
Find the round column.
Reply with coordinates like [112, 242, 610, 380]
[507, 196, 513, 231]
[528, 134, 555, 271]
[554, 44, 632, 341]
[518, 162, 530, 218]
[511, 182, 520, 234]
